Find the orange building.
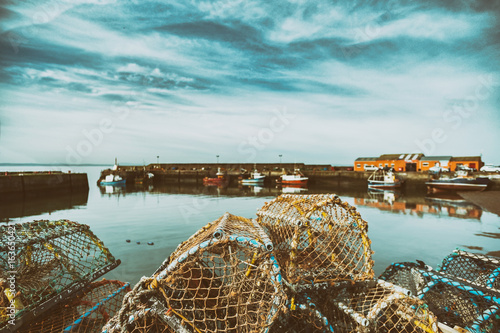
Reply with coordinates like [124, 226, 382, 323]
[449, 156, 483, 171]
[417, 156, 452, 172]
[376, 153, 424, 172]
[354, 154, 483, 172]
[354, 157, 378, 171]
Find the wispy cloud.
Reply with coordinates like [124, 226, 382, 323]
[0, 0, 499, 165]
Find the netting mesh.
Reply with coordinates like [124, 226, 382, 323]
[17, 279, 130, 333]
[380, 262, 500, 332]
[319, 280, 439, 333]
[256, 194, 374, 286]
[437, 249, 500, 290]
[103, 213, 285, 333]
[0, 220, 118, 330]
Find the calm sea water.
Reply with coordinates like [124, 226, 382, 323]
[2, 165, 499, 285]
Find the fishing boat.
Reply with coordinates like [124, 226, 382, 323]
[367, 168, 403, 189]
[426, 170, 491, 193]
[277, 169, 308, 185]
[100, 174, 126, 185]
[203, 168, 228, 186]
[240, 169, 266, 185]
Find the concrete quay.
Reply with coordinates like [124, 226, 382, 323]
[0, 171, 89, 195]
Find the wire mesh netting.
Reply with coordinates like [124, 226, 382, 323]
[326, 280, 439, 333]
[0, 219, 119, 331]
[103, 212, 286, 333]
[269, 296, 334, 333]
[380, 262, 500, 332]
[437, 249, 500, 291]
[17, 279, 130, 333]
[256, 194, 374, 287]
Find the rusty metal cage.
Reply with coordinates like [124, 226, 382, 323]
[103, 213, 285, 333]
[256, 194, 374, 287]
[17, 279, 130, 333]
[0, 220, 119, 331]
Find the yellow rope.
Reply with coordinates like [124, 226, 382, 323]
[158, 286, 203, 333]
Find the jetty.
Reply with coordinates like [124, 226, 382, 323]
[102, 163, 500, 190]
[0, 171, 89, 196]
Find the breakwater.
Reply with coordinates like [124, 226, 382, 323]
[147, 169, 500, 190]
[0, 171, 89, 195]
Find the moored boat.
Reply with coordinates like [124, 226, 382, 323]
[426, 170, 491, 193]
[277, 169, 308, 185]
[100, 174, 126, 185]
[367, 168, 403, 189]
[203, 168, 228, 186]
[240, 169, 266, 185]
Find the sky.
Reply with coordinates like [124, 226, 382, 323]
[0, 0, 499, 166]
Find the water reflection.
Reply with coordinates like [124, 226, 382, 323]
[94, 183, 483, 220]
[0, 190, 89, 222]
[354, 189, 482, 220]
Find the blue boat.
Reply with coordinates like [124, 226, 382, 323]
[240, 170, 266, 185]
[100, 174, 126, 185]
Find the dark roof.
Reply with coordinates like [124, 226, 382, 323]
[420, 156, 452, 161]
[378, 153, 424, 161]
[355, 157, 378, 161]
[450, 156, 482, 162]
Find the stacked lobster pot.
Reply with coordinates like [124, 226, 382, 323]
[103, 213, 286, 333]
[257, 194, 439, 333]
[380, 250, 500, 333]
[104, 194, 442, 333]
[0, 220, 126, 333]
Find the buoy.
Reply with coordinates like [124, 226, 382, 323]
[126, 239, 131, 243]
[136, 241, 140, 244]
[147, 242, 154, 246]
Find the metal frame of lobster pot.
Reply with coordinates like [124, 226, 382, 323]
[256, 194, 375, 289]
[103, 212, 285, 333]
[0, 220, 120, 332]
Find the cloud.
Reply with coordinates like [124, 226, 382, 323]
[0, 0, 499, 164]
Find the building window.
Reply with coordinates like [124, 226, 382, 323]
[379, 163, 383, 167]
[391, 163, 395, 167]
[423, 162, 429, 167]
[356, 164, 361, 168]
[385, 164, 388, 167]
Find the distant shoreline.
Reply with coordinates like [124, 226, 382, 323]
[0, 163, 110, 167]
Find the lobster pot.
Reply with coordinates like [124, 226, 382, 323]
[269, 298, 334, 333]
[18, 279, 130, 333]
[0, 220, 119, 330]
[322, 280, 439, 333]
[437, 250, 500, 290]
[104, 213, 285, 333]
[256, 194, 374, 286]
[380, 262, 500, 332]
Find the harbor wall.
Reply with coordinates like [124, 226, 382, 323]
[0, 172, 89, 195]
[149, 169, 500, 190]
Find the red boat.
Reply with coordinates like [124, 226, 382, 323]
[203, 168, 228, 187]
[277, 169, 308, 186]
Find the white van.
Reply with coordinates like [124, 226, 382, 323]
[364, 165, 378, 171]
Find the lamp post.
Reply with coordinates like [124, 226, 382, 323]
[279, 154, 282, 169]
[216, 155, 219, 164]
[157, 155, 159, 165]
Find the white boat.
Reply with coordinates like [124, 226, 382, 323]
[100, 174, 126, 185]
[278, 169, 308, 185]
[368, 168, 402, 189]
[240, 170, 266, 185]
